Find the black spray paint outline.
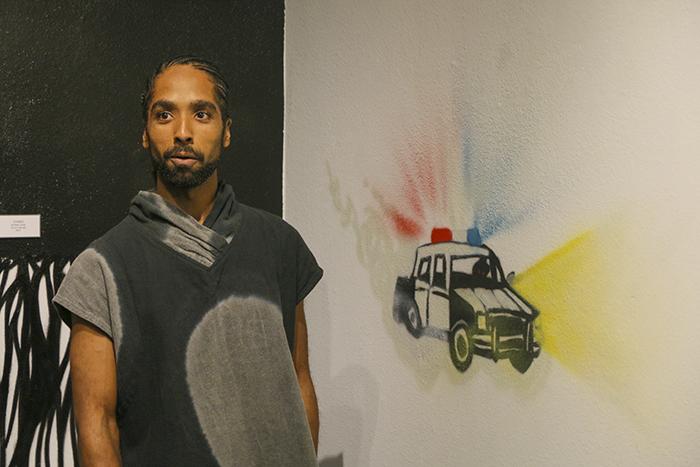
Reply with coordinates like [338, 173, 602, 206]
[393, 237, 541, 373]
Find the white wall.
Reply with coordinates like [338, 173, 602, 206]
[284, 1, 700, 466]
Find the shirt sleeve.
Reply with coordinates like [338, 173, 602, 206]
[288, 225, 324, 304]
[52, 247, 113, 338]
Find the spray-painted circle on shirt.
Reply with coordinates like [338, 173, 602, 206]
[185, 295, 309, 466]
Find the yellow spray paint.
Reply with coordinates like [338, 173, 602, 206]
[513, 229, 633, 390]
[511, 219, 671, 435]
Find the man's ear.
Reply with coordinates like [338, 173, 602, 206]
[141, 129, 149, 149]
[223, 118, 232, 148]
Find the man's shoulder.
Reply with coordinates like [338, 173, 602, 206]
[238, 201, 296, 235]
[81, 215, 141, 259]
[236, 202, 309, 257]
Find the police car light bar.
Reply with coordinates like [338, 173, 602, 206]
[431, 227, 452, 243]
[431, 227, 482, 245]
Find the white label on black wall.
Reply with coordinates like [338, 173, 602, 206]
[0, 215, 41, 238]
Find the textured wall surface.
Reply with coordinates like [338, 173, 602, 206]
[0, 0, 284, 258]
[285, 1, 700, 466]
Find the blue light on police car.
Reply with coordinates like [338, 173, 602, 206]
[467, 228, 482, 246]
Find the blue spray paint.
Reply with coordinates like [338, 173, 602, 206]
[466, 227, 483, 246]
[461, 131, 537, 241]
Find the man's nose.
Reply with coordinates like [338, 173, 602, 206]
[174, 118, 193, 145]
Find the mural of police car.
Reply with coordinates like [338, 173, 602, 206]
[393, 228, 540, 373]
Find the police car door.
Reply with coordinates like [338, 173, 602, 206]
[414, 255, 431, 326]
[427, 253, 450, 330]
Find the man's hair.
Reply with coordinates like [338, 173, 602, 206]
[141, 55, 231, 122]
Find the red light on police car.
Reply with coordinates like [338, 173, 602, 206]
[431, 227, 453, 243]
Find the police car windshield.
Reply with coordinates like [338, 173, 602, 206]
[451, 255, 501, 286]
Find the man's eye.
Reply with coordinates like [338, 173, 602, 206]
[156, 112, 172, 121]
[195, 111, 211, 120]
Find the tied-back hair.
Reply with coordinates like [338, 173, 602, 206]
[141, 55, 231, 122]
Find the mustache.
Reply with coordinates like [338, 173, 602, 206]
[164, 145, 204, 160]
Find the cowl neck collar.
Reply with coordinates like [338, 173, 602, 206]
[128, 179, 243, 268]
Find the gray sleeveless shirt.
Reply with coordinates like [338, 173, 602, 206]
[53, 180, 323, 466]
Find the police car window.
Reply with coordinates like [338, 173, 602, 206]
[434, 254, 446, 289]
[435, 255, 445, 273]
[452, 256, 492, 278]
[417, 257, 431, 281]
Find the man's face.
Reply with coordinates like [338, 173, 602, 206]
[142, 64, 232, 188]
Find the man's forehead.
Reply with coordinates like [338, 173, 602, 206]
[151, 65, 218, 103]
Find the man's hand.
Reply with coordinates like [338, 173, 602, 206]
[292, 301, 319, 452]
[69, 314, 122, 466]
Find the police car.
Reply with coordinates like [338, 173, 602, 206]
[393, 228, 540, 373]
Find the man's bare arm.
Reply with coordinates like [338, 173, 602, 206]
[292, 301, 320, 452]
[69, 314, 121, 466]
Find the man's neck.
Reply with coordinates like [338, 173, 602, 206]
[155, 172, 219, 225]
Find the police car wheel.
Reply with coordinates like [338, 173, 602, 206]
[449, 321, 473, 372]
[404, 303, 422, 338]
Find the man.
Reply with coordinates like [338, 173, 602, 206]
[52, 56, 323, 466]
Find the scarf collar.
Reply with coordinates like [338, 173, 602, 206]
[128, 179, 243, 268]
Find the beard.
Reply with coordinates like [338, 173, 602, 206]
[148, 139, 222, 189]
